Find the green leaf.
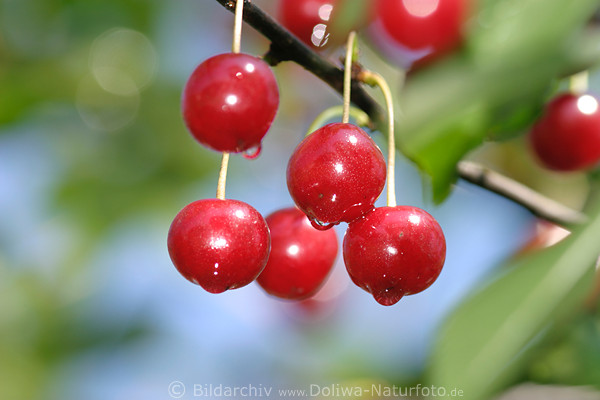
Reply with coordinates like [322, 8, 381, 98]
[427, 204, 600, 399]
[487, 87, 554, 142]
[526, 313, 600, 388]
[406, 103, 489, 203]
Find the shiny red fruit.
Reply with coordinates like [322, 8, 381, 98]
[182, 53, 279, 154]
[343, 206, 446, 306]
[371, 0, 468, 68]
[167, 199, 270, 293]
[530, 93, 600, 171]
[279, 0, 373, 50]
[287, 123, 387, 228]
[257, 207, 338, 300]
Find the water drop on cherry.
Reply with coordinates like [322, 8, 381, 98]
[242, 144, 262, 160]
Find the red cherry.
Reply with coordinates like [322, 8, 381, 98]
[278, 0, 374, 50]
[370, 0, 468, 69]
[287, 123, 387, 227]
[279, 0, 335, 50]
[167, 199, 270, 293]
[182, 53, 279, 154]
[530, 93, 600, 171]
[343, 206, 446, 306]
[256, 207, 338, 300]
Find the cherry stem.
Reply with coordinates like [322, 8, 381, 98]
[216, 0, 243, 201]
[342, 31, 357, 124]
[359, 70, 396, 208]
[216, 152, 230, 200]
[569, 70, 589, 94]
[232, 0, 244, 54]
[306, 105, 370, 136]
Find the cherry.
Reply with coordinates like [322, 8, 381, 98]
[370, 0, 468, 69]
[343, 206, 446, 306]
[256, 207, 338, 300]
[182, 53, 279, 154]
[278, 0, 374, 50]
[287, 122, 387, 228]
[167, 198, 270, 293]
[529, 93, 600, 171]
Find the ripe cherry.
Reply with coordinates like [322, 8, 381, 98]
[343, 206, 446, 306]
[256, 207, 338, 300]
[278, 0, 373, 51]
[370, 0, 468, 69]
[530, 93, 600, 171]
[287, 122, 387, 228]
[167, 199, 270, 293]
[182, 53, 279, 154]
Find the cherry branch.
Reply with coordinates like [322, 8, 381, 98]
[215, 0, 589, 228]
[457, 161, 588, 227]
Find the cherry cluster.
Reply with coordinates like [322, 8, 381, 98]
[287, 121, 446, 306]
[167, 0, 454, 307]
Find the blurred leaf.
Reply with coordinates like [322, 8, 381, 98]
[413, 103, 489, 201]
[396, 0, 600, 202]
[427, 204, 600, 399]
[487, 86, 554, 142]
[0, 0, 155, 126]
[0, 61, 79, 125]
[526, 313, 600, 388]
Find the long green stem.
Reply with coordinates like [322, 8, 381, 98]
[216, 153, 230, 200]
[342, 31, 356, 124]
[217, 0, 244, 200]
[232, 0, 244, 54]
[360, 70, 396, 207]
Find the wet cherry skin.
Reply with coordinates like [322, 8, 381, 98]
[182, 53, 279, 153]
[370, 0, 468, 69]
[343, 206, 446, 306]
[287, 123, 387, 227]
[279, 0, 373, 51]
[530, 93, 600, 171]
[167, 199, 270, 294]
[257, 207, 338, 300]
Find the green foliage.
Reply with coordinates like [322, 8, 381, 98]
[526, 312, 600, 387]
[428, 203, 600, 399]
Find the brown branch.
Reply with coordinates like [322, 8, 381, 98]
[457, 161, 588, 227]
[215, 0, 590, 228]
[214, 0, 385, 128]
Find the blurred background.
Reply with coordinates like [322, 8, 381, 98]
[1, 0, 600, 399]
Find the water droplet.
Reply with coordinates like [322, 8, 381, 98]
[373, 289, 404, 306]
[310, 218, 335, 231]
[242, 144, 262, 159]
